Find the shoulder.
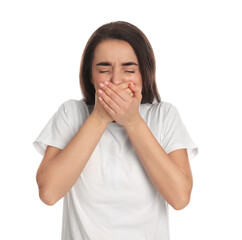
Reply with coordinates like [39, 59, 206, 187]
[139, 101, 177, 132]
[156, 101, 173, 112]
[157, 101, 180, 119]
[141, 101, 175, 119]
[60, 99, 90, 131]
[61, 98, 88, 115]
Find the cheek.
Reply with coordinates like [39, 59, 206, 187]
[92, 72, 108, 89]
[128, 73, 142, 85]
[134, 74, 143, 91]
[124, 73, 139, 81]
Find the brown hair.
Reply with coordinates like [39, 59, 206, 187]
[79, 21, 161, 105]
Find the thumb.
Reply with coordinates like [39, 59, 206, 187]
[129, 82, 142, 100]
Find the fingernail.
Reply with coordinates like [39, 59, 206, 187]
[104, 81, 109, 85]
[129, 82, 134, 86]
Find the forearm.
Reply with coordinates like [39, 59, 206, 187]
[124, 116, 191, 210]
[37, 112, 108, 205]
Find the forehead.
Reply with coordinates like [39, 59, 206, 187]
[93, 40, 138, 62]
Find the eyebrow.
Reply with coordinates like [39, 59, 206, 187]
[96, 61, 138, 66]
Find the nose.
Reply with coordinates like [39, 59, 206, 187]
[110, 68, 123, 85]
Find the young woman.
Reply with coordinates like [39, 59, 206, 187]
[33, 21, 198, 240]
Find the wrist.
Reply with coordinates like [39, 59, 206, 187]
[124, 115, 143, 132]
[89, 111, 110, 128]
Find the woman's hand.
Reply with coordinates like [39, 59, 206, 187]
[97, 81, 142, 128]
[92, 82, 135, 125]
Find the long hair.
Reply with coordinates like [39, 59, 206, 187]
[79, 21, 161, 105]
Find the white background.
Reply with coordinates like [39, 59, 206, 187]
[0, 0, 241, 239]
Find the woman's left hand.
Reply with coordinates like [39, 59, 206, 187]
[97, 81, 142, 128]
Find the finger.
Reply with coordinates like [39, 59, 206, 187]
[98, 88, 120, 116]
[124, 87, 132, 94]
[125, 88, 134, 97]
[117, 83, 134, 96]
[98, 83, 123, 111]
[116, 83, 133, 95]
[103, 81, 131, 103]
[101, 82, 133, 99]
[116, 82, 131, 90]
[128, 82, 142, 99]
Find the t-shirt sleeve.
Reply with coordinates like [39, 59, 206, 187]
[32, 100, 74, 156]
[161, 104, 198, 161]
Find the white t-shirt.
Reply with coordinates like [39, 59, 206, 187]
[33, 99, 198, 240]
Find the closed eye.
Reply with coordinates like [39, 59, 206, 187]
[99, 70, 110, 73]
[126, 71, 135, 73]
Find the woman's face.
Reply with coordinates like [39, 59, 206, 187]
[91, 39, 142, 91]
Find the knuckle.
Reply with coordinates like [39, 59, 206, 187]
[105, 97, 111, 104]
[115, 87, 121, 94]
[109, 92, 115, 99]
[120, 109, 125, 116]
[123, 105, 129, 111]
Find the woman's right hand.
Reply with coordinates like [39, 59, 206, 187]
[92, 82, 134, 124]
